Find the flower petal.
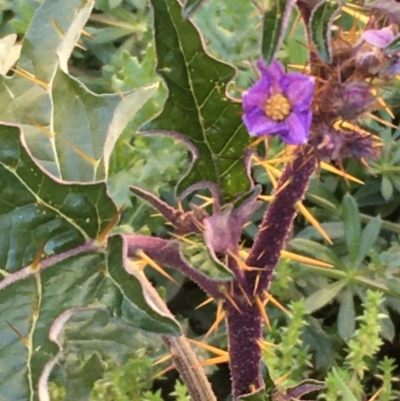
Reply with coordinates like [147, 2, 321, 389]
[242, 77, 271, 112]
[281, 74, 315, 110]
[362, 27, 394, 48]
[258, 59, 284, 81]
[281, 111, 310, 144]
[243, 108, 287, 137]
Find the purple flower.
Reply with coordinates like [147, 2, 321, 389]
[242, 60, 314, 145]
[361, 27, 395, 48]
[359, 26, 400, 75]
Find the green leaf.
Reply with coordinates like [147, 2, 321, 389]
[0, 0, 156, 182]
[356, 216, 381, 265]
[331, 368, 358, 401]
[261, 0, 296, 65]
[309, 0, 341, 63]
[338, 289, 355, 340]
[290, 238, 344, 268]
[342, 194, 361, 265]
[63, 352, 105, 400]
[385, 35, 400, 54]
[182, 0, 206, 18]
[381, 175, 393, 200]
[304, 280, 347, 313]
[0, 125, 180, 400]
[146, 0, 253, 200]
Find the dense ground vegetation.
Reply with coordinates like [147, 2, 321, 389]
[1, 1, 400, 400]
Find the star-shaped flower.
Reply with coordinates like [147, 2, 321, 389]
[242, 60, 315, 145]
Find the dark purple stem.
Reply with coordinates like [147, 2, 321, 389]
[225, 284, 263, 400]
[225, 149, 316, 399]
[245, 148, 316, 293]
[124, 234, 223, 299]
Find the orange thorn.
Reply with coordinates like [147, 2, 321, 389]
[11, 67, 49, 90]
[63, 140, 98, 167]
[195, 297, 214, 309]
[263, 292, 290, 315]
[29, 241, 47, 273]
[296, 201, 333, 245]
[368, 387, 383, 401]
[255, 295, 271, 330]
[220, 287, 242, 313]
[275, 371, 292, 385]
[253, 273, 261, 296]
[196, 355, 229, 367]
[273, 178, 292, 197]
[6, 321, 29, 346]
[26, 117, 54, 138]
[153, 353, 173, 366]
[238, 283, 252, 306]
[204, 303, 226, 340]
[281, 250, 334, 268]
[188, 338, 228, 357]
[256, 338, 276, 356]
[150, 364, 174, 381]
[96, 207, 123, 245]
[136, 250, 178, 285]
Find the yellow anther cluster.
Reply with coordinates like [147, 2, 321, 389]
[264, 93, 291, 121]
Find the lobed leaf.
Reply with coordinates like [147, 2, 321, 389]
[0, 124, 180, 401]
[145, 0, 253, 200]
[0, 0, 156, 183]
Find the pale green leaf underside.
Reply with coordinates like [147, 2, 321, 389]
[0, 124, 179, 400]
[0, 0, 156, 183]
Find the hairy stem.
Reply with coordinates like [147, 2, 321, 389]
[225, 286, 263, 400]
[0, 241, 97, 290]
[124, 234, 222, 298]
[245, 148, 316, 293]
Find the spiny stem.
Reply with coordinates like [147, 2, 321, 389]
[245, 148, 316, 294]
[225, 285, 263, 400]
[124, 234, 223, 298]
[0, 242, 97, 290]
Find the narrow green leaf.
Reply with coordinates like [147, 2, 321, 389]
[385, 35, 400, 54]
[356, 216, 381, 265]
[182, 0, 206, 18]
[342, 194, 361, 265]
[337, 289, 355, 340]
[331, 368, 358, 401]
[309, 0, 341, 63]
[290, 238, 344, 268]
[146, 0, 253, 200]
[261, 0, 296, 65]
[381, 175, 393, 200]
[305, 280, 347, 313]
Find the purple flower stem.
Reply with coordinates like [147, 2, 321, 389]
[225, 148, 316, 399]
[225, 283, 263, 400]
[0, 241, 97, 290]
[245, 148, 316, 292]
[124, 235, 223, 299]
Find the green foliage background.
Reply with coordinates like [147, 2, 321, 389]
[0, 0, 400, 400]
